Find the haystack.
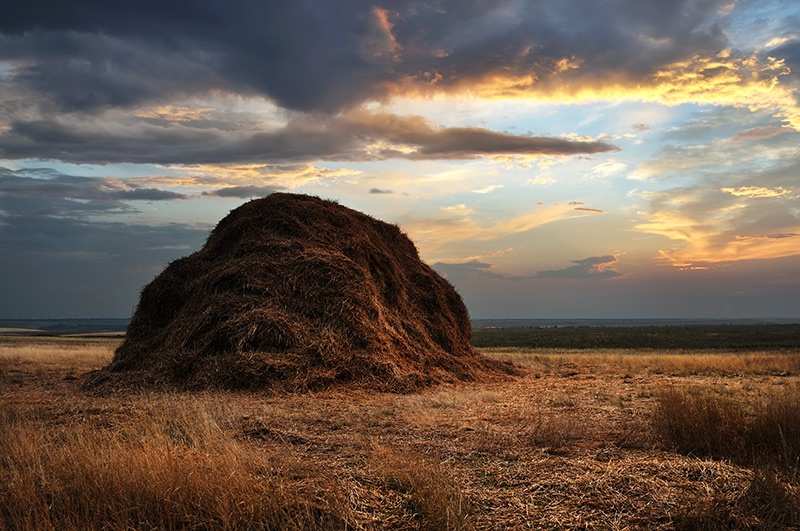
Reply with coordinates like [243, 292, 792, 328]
[89, 193, 517, 392]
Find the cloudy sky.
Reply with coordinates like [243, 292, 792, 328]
[1, 0, 799, 319]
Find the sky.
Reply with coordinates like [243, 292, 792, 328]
[1, 0, 799, 319]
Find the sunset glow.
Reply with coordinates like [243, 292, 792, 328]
[1, 0, 799, 318]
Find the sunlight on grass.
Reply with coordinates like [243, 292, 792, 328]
[0, 398, 356, 531]
[653, 385, 800, 528]
[0, 341, 115, 369]
[652, 384, 800, 473]
[370, 445, 472, 531]
[3, 338, 799, 529]
[482, 348, 800, 376]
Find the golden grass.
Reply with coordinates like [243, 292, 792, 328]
[0, 338, 118, 392]
[653, 384, 800, 473]
[671, 467, 800, 530]
[370, 445, 472, 531]
[2, 339, 799, 529]
[0, 397, 356, 531]
[484, 347, 800, 376]
[0, 342, 114, 367]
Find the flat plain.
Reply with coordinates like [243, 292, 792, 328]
[1, 327, 799, 530]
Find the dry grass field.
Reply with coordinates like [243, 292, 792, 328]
[1, 335, 799, 530]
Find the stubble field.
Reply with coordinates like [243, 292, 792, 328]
[1, 330, 799, 530]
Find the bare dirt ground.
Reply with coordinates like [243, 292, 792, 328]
[1, 337, 798, 530]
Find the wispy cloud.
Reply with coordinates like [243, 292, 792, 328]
[525, 175, 556, 186]
[200, 185, 283, 198]
[735, 233, 798, 241]
[630, 109, 800, 268]
[534, 255, 623, 279]
[437, 254, 625, 282]
[629, 107, 800, 182]
[730, 125, 790, 142]
[635, 179, 800, 266]
[472, 184, 504, 194]
[432, 260, 506, 282]
[406, 202, 607, 263]
[720, 186, 792, 198]
[587, 158, 627, 179]
[440, 204, 473, 215]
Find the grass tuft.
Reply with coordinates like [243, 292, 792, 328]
[652, 384, 800, 473]
[674, 468, 800, 530]
[371, 445, 472, 531]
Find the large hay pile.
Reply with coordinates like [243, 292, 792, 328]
[90, 193, 516, 392]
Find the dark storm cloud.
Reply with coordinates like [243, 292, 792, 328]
[0, 213, 205, 260]
[0, 111, 618, 164]
[0, 165, 209, 317]
[0, 167, 189, 217]
[1, 32, 227, 113]
[0, 1, 380, 113]
[0, 119, 229, 164]
[403, 126, 616, 159]
[0, 0, 742, 167]
[535, 255, 622, 279]
[0, 213, 209, 318]
[114, 188, 189, 201]
[0, 0, 735, 115]
[770, 39, 800, 89]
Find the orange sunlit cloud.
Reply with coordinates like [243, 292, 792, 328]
[720, 186, 793, 198]
[381, 51, 800, 130]
[363, 7, 402, 61]
[638, 205, 800, 267]
[735, 233, 799, 241]
[657, 239, 800, 266]
[534, 254, 625, 280]
[136, 105, 219, 123]
[405, 203, 599, 262]
[460, 247, 514, 262]
[132, 163, 362, 189]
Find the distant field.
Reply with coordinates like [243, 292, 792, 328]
[471, 318, 800, 329]
[5, 319, 799, 351]
[472, 323, 800, 350]
[0, 319, 129, 335]
[1, 333, 799, 529]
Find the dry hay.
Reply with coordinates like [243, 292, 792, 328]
[86, 193, 517, 392]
